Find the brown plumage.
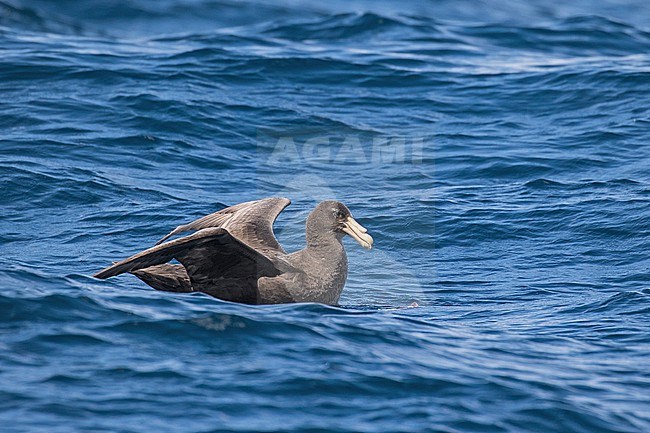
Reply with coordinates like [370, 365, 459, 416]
[94, 197, 373, 305]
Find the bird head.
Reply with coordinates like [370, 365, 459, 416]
[308, 201, 374, 249]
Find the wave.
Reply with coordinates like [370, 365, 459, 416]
[2, 1, 650, 431]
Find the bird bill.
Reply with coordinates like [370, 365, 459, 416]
[342, 217, 374, 249]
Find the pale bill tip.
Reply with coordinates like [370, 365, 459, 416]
[343, 217, 373, 249]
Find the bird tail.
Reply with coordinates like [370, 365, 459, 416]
[131, 264, 192, 293]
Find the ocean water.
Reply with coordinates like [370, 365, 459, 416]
[2, 0, 650, 432]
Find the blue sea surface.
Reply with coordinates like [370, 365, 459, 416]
[2, 1, 650, 432]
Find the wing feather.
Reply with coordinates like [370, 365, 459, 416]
[94, 227, 281, 283]
[155, 197, 290, 254]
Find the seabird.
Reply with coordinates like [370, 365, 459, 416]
[93, 197, 373, 305]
